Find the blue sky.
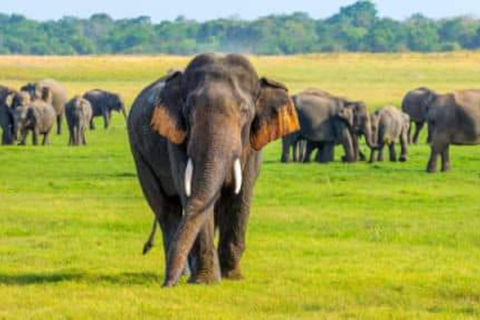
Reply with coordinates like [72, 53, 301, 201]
[2, 0, 480, 21]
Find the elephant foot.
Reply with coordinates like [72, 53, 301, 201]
[188, 270, 221, 285]
[399, 156, 407, 162]
[426, 165, 437, 173]
[441, 164, 451, 172]
[162, 279, 178, 288]
[222, 268, 244, 281]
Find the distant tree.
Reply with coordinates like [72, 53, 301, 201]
[0, 1, 479, 55]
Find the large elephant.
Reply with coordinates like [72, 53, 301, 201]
[82, 90, 126, 130]
[128, 54, 299, 287]
[293, 89, 376, 163]
[21, 79, 68, 135]
[426, 90, 480, 173]
[401, 87, 436, 144]
[0, 87, 30, 145]
[16, 87, 56, 146]
[65, 96, 93, 146]
[368, 106, 410, 163]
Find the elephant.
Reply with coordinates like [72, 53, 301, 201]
[16, 87, 56, 146]
[65, 96, 93, 146]
[292, 89, 376, 163]
[368, 106, 410, 163]
[21, 79, 68, 135]
[127, 53, 300, 287]
[426, 89, 480, 173]
[401, 87, 436, 144]
[82, 89, 126, 130]
[0, 87, 31, 145]
[0, 86, 16, 145]
[281, 132, 307, 162]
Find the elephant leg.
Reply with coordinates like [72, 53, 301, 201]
[82, 128, 87, 145]
[89, 118, 95, 130]
[280, 137, 291, 163]
[407, 122, 412, 144]
[42, 133, 48, 146]
[292, 140, 298, 162]
[399, 131, 408, 162]
[68, 126, 74, 145]
[441, 145, 451, 172]
[377, 143, 385, 162]
[412, 122, 424, 144]
[340, 131, 355, 163]
[351, 133, 360, 162]
[426, 142, 446, 173]
[389, 143, 397, 162]
[103, 112, 111, 129]
[303, 142, 315, 163]
[32, 130, 39, 146]
[217, 156, 257, 280]
[56, 114, 62, 135]
[299, 140, 307, 162]
[132, 151, 185, 276]
[318, 142, 334, 163]
[188, 208, 221, 284]
[369, 148, 376, 163]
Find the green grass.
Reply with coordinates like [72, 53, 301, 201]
[1, 53, 480, 319]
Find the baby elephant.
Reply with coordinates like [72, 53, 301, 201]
[16, 88, 56, 146]
[66, 96, 93, 146]
[369, 106, 410, 163]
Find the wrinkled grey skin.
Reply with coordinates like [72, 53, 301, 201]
[368, 106, 410, 163]
[0, 87, 31, 145]
[426, 90, 480, 173]
[128, 53, 298, 287]
[291, 89, 376, 163]
[65, 96, 93, 146]
[401, 87, 436, 144]
[21, 79, 68, 135]
[281, 132, 307, 162]
[16, 88, 56, 146]
[83, 90, 126, 130]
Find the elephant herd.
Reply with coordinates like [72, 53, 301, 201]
[0, 79, 126, 146]
[281, 87, 480, 173]
[2, 54, 479, 289]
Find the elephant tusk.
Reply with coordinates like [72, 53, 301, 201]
[234, 159, 242, 195]
[185, 158, 193, 197]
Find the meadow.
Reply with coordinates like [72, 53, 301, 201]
[1, 53, 480, 319]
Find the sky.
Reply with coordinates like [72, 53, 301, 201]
[2, 0, 480, 22]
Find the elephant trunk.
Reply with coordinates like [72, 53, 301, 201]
[164, 136, 241, 287]
[363, 121, 377, 150]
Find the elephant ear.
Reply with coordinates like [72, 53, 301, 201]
[150, 71, 187, 144]
[4, 92, 15, 108]
[338, 107, 354, 127]
[250, 78, 300, 151]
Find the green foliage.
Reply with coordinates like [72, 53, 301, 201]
[2, 1, 480, 55]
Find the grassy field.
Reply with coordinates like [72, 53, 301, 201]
[1, 53, 480, 319]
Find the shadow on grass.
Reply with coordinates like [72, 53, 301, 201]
[0, 271, 162, 286]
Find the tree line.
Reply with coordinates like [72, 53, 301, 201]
[1, 1, 480, 55]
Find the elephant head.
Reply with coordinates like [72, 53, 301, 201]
[150, 54, 300, 286]
[340, 101, 376, 149]
[109, 93, 126, 119]
[20, 83, 37, 100]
